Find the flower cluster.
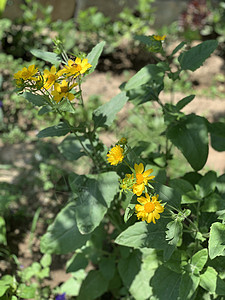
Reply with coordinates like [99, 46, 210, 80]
[107, 139, 165, 224]
[13, 57, 92, 104]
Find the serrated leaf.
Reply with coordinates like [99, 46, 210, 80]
[37, 122, 71, 138]
[166, 114, 208, 171]
[166, 220, 183, 246]
[178, 40, 218, 71]
[40, 202, 90, 254]
[30, 49, 61, 65]
[93, 91, 128, 129]
[124, 64, 164, 91]
[209, 222, 225, 259]
[22, 92, 46, 107]
[87, 41, 105, 74]
[69, 172, 119, 234]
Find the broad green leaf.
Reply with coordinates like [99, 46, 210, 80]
[30, 49, 61, 65]
[169, 178, 194, 195]
[197, 171, 217, 198]
[38, 105, 52, 115]
[151, 265, 181, 300]
[126, 82, 164, 104]
[201, 192, 225, 212]
[166, 114, 208, 171]
[118, 250, 141, 289]
[178, 40, 218, 71]
[0, 216, 6, 245]
[176, 95, 195, 110]
[0, 285, 8, 297]
[99, 257, 116, 281]
[40, 202, 90, 254]
[77, 270, 108, 300]
[87, 41, 105, 74]
[17, 284, 36, 299]
[209, 222, 225, 259]
[190, 249, 208, 273]
[153, 182, 181, 209]
[124, 64, 164, 91]
[37, 122, 71, 138]
[69, 172, 119, 234]
[179, 272, 200, 300]
[22, 92, 46, 107]
[93, 91, 128, 129]
[200, 266, 225, 295]
[40, 254, 52, 268]
[59, 270, 86, 297]
[66, 253, 88, 273]
[115, 218, 174, 260]
[208, 122, 225, 152]
[166, 220, 183, 246]
[58, 135, 91, 161]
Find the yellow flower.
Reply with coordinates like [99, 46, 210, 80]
[135, 193, 164, 224]
[43, 66, 59, 90]
[51, 80, 76, 103]
[59, 58, 92, 77]
[107, 145, 124, 166]
[153, 35, 166, 41]
[14, 65, 38, 81]
[132, 163, 155, 196]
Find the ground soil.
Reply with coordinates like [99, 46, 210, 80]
[1, 49, 225, 293]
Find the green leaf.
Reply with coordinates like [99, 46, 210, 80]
[151, 266, 181, 300]
[200, 266, 225, 295]
[153, 182, 181, 209]
[124, 64, 164, 91]
[66, 252, 88, 273]
[87, 41, 105, 74]
[40, 202, 90, 254]
[77, 270, 109, 300]
[166, 114, 208, 171]
[59, 270, 86, 297]
[166, 220, 183, 246]
[38, 105, 52, 115]
[58, 135, 91, 161]
[208, 122, 225, 152]
[190, 249, 208, 273]
[37, 122, 71, 138]
[115, 218, 174, 260]
[169, 41, 186, 57]
[40, 254, 52, 268]
[176, 95, 195, 110]
[30, 49, 61, 65]
[209, 222, 225, 259]
[22, 92, 46, 107]
[178, 40, 218, 71]
[69, 172, 119, 234]
[17, 284, 36, 299]
[99, 257, 116, 281]
[201, 192, 225, 212]
[179, 272, 200, 300]
[93, 91, 128, 129]
[197, 171, 217, 198]
[0, 216, 6, 245]
[0, 285, 9, 297]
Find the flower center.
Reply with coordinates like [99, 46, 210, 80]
[144, 202, 155, 213]
[60, 86, 69, 93]
[136, 173, 144, 184]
